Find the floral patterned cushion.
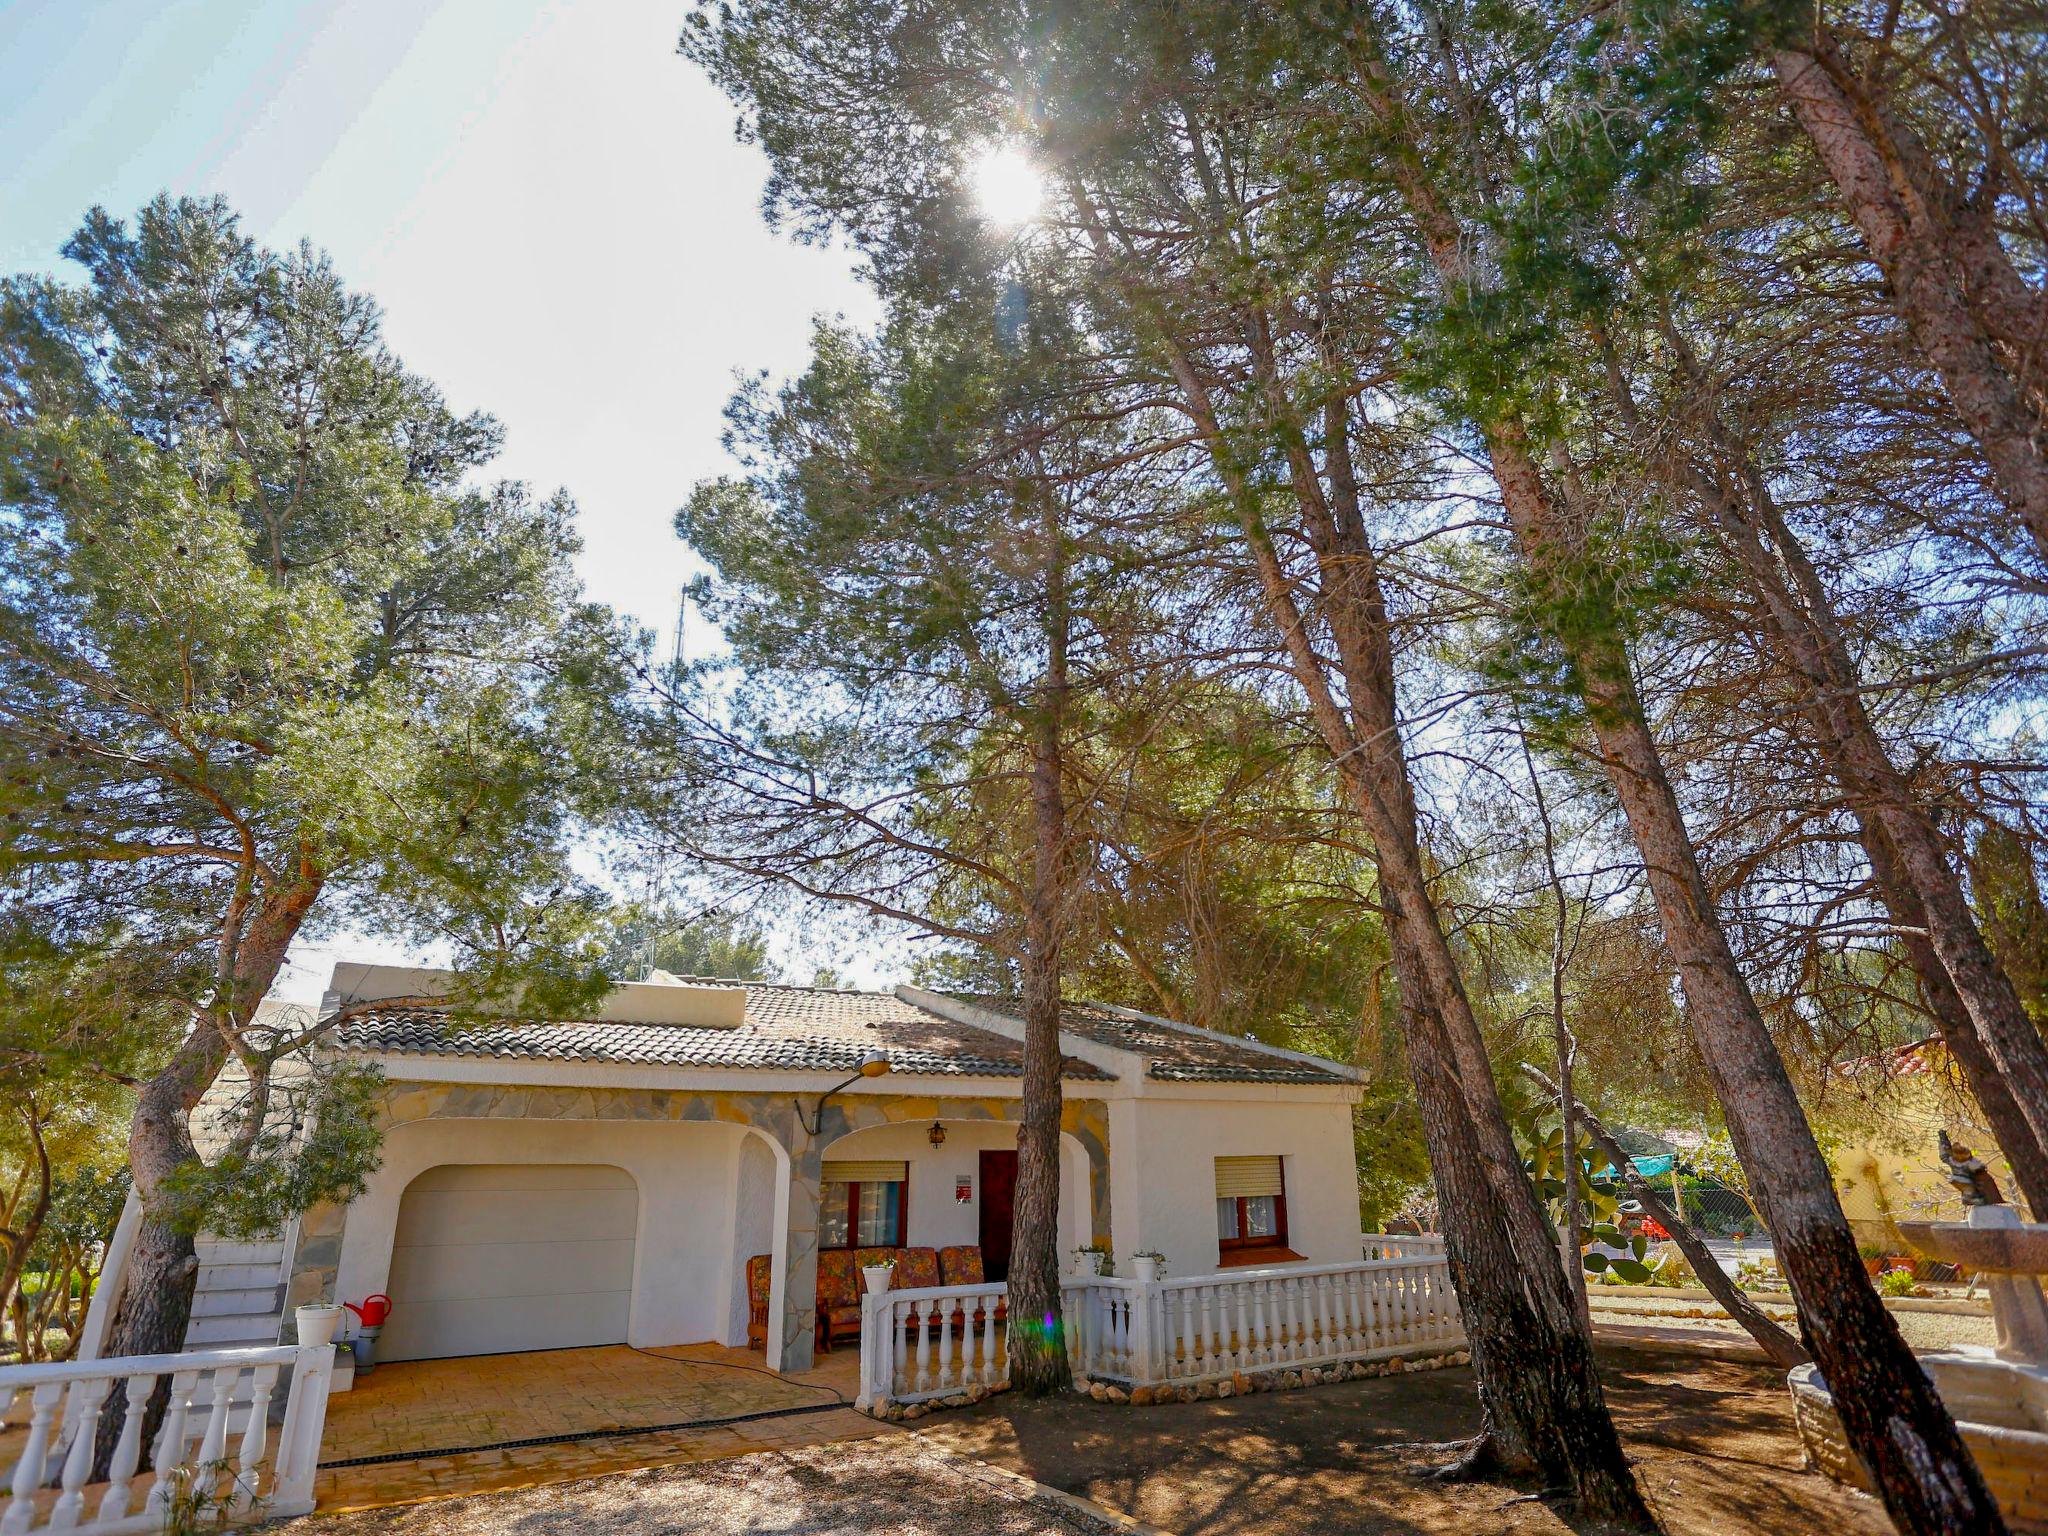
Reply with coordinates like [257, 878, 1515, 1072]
[746, 1254, 773, 1307]
[893, 1247, 941, 1290]
[938, 1246, 984, 1286]
[824, 1303, 863, 1328]
[816, 1249, 860, 1308]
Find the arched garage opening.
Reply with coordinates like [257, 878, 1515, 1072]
[378, 1162, 640, 1362]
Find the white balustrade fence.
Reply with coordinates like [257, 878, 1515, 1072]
[858, 1254, 1464, 1409]
[857, 1284, 1011, 1409]
[0, 1342, 335, 1534]
[1363, 1233, 1446, 1261]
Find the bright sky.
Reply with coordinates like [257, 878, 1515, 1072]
[2, 0, 893, 997]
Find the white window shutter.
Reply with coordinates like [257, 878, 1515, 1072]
[823, 1160, 909, 1184]
[1214, 1155, 1284, 1199]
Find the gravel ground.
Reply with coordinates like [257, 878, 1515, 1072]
[287, 1437, 1134, 1536]
[917, 1342, 1893, 1536]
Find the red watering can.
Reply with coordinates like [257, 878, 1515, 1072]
[344, 1294, 392, 1329]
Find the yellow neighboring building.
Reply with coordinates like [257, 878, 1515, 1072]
[1827, 1037, 2033, 1248]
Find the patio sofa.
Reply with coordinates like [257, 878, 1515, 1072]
[746, 1244, 995, 1353]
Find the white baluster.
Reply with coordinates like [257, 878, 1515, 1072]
[97, 1374, 154, 1525]
[1233, 1282, 1251, 1372]
[47, 1378, 106, 1529]
[887, 1297, 905, 1397]
[230, 1363, 280, 1514]
[1249, 1282, 1270, 1366]
[920, 1299, 940, 1395]
[4, 1380, 64, 1535]
[192, 1365, 238, 1512]
[939, 1298, 958, 1393]
[983, 1286, 999, 1384]
[145, 1369, 200, 1517]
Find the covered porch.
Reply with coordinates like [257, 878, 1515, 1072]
[292, 1075, 1111, 1381]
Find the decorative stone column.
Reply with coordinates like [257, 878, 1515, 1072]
[777, 1129, 824, 1374]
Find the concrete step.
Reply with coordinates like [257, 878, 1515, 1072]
[186, 1312, 282, 1347]
[196, 1261, 282, 1291]
[191, 1285, 282, 1318]
[195, 1238, 287, 1267]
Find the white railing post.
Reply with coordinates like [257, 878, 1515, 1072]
[271, 1341, 336, 1517]
[855, 1290, 889, 1411]
[1126, 1277, 1158, 1387]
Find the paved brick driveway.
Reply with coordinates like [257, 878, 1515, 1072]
[315, 1343, 885, 1511]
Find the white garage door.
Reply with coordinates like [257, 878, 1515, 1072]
[379, 1164, 639, 1362]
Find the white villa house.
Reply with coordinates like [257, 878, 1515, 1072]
[81, 963, 1382, 1384]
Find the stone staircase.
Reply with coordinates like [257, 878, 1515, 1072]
[180, 1227, 354, 1409]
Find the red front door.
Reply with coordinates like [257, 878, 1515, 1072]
[978, 1150, 1019, 1281]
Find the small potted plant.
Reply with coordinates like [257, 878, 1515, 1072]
[1131, 1251, 1166, 1282]
[294, 1303, 344, 1348]
[1073, 1242, 1113, 1277]
[861, 1257, 896, 1296]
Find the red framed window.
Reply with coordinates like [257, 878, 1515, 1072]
[819, 1163, 908, 1249]
[1216, 1156, 1293, 1262]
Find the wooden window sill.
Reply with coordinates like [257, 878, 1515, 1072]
[1218, 1245, 1304, 1269]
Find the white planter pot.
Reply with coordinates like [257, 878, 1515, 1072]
[862, 1265, 895, 1296]
[1075, 1250, 1109, 1276]
[295, 1304, 344, 1347]
[1132, 1256, 1162, 1282]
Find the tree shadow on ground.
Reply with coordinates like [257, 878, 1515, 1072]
[916, 1344, 1895, 1536]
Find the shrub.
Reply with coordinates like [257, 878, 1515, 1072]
[1879, 1267, 1921, 1298]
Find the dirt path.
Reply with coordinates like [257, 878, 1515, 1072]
[915, 1343, 1893, 1536]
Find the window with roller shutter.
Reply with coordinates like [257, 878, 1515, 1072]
[1214, 1155, 1294, 1263]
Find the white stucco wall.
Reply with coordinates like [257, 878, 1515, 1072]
[334, 1117, 752, 1351]
[1110, 1092, 1361, 1276]
[729, 1132, 779, 1341]
[818, 1119, 1089, 1259]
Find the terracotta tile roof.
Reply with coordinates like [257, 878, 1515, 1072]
[330, 983, 1111, 1081]
[952, 995, 1356, 1085]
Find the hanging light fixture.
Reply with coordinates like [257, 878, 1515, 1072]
[927, 1120, 947, 1148]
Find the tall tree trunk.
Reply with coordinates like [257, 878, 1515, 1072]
[0, 1102, 53, 1340]
[1770, 45, 2048, 568]
[95, 880, 320, 1475]
[1521, 1064, 1810, 1370]
[1009, 484, 1074, 1398]
[1485, 414, 2003, 1535]
[1614, 320, 2048, 1212]
[1337, 26, 1996, 1514]
[1069, 177, 1652, 1526]
[1520, 728, 1591, 1328]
